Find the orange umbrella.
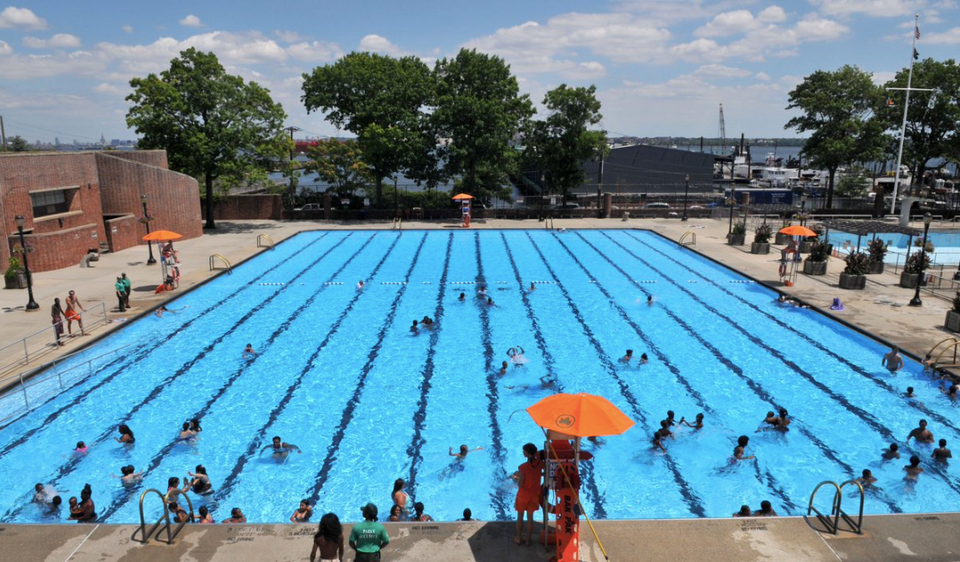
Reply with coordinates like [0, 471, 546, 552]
[142, 230, 183, 242]
[526, 392, 634, 437]
[778, 225, 818, 237]
[452, 193, 474, 201]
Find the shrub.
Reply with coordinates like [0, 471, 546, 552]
[732, 221, 747, 236]
[807, 239, 831, 262]
[754, 223, 772, 244]
[4, 257, 23, 280]
[904, 250, 931, 274]
[843, 251, 869, 275]
[866, 238, 887, 264]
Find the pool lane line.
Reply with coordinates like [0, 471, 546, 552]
[549, 233, 799, 515]
[94, 233, 394, 522]
[597, 231, 960, 500]
[498, 232, 608, 519]
[404, 234, 459, 510]
[624, 231, 960, 440]
[0, 233, 336, 454]
[0, 232, 370, 523]
[520, 232, 707, 518]
[298, 232, 434, 506]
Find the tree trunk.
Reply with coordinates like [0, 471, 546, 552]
[826, 167, 836, 210]
[375, 174, 384, 208]
[204, 171, 216, 230]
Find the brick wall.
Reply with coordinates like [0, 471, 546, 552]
[200, 195, 283, 220]
[11, 223, 102, 271]
[96, 152, 202, 243]
[104, 214, 140, 253]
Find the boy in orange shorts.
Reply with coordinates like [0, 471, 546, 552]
[514, 442, 542, 545]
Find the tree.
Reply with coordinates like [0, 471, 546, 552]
[126, 48, 289, 229]
[10, 135, 29, 152]
[879, 59, 960, 193]
[432, 49, 534, 204]
[785, 65, 886, 209]
[524, 85, 607, 203]
[301, 52, 434, 207]
[303, 139, 373, 197]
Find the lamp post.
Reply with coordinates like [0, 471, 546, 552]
[681, 175, 690, 222]
[14, 215, 39, 310]
[909, 212, 933, 307]
[727, 187, 736, 235]
[800, 193, 808, 227]
[141, 195, 156, 265]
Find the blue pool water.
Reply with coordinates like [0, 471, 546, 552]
[0, 229, 954, 524]
[829, 229, 960, 264]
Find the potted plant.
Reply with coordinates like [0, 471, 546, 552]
[4, 257, 27, 290]
[839, 251, 868, 290]
[799, 224, 822, 253]
[728, 221, 747, 246]
[900, 250, 930, 289]
[751, 224, 772, 254]
[775, 219, 793, 245]
[947, 292, 960, 332]
[803, 239, 830, 275]
[866, 238, 887, 274]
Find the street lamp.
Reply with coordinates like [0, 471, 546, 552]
[14, 215, 39, 310]
[681, 175, 690, 222]
[141, 195, 156, 265]
[909, 212, 933, 307]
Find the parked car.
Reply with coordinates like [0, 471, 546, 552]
[295, 203, 322, 211]
[643, 202, 671, 209]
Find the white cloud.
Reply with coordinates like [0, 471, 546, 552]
[0, 6, 46, 29]
[676, 13, 848, 62]
[358, 34, 407, 57]
[93, 82, 125, 95]
[756, 71, 772, 80]
[0, 40, 11, 55]
[179, 14, 203, 27]
[695, 10, 761, 37]
[694, 63, 753, 78]
[870, 70, 897, 84]
[808, 0, 921, 17]
[759, 6, 788, 23]
[0, 50, 103, 80]
[274, 30, 302, 43]
[23, 34, 82, 49]
[122, 25, 133, 34]
[924, 26, 960, 43]
[288, 40, 342, 62]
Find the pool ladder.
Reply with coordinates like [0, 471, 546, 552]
[256, 233, 275, 249]
[132, 488, 194, 545]
[807, 480, 864, 535]
[678, 231, 697, 246]
[209, 253, 232, 274]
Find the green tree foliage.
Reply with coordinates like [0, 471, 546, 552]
[10, 135, 29, 152]
[836, 167, 872, 197]
[301, 53, 435, 206]
[879, 59, 960, 191]
[126, 48, 289, 229]
[303, 139, 373, 197]
[785, 65, 886, 209]
[524, 84, 607, 202]
[432, 49, 534, 204]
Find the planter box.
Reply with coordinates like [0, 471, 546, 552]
[775, 233, 792, 245]
[803, 260, 827, 276]
[751, 242, 770, 255]
[838, 272, 867, 290]
[866, 261, 885, 275]
[900, 271, 919, 289]
[4, 273, 26, 290]
[946, 311, 960, 333]
[799, 240, 815, 253]
[728, 234, 746, 246]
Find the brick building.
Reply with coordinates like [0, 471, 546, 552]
[0, 150, 202, 272]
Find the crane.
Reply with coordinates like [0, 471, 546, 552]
[718, 103, 726, 156]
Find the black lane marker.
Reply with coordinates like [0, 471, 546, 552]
[548, 233, 798, 514]
[0, 233, 332, 438]
[499, 232, 607, 519]
[96, 233, 393, 521]
[404, 234, 454, 505]
[626, 231, 960, 438]
[599, 231, 960, 500]
[301, 232, 435, 505]
[521, 232, 706, 517]
[1, 232, 364, 522]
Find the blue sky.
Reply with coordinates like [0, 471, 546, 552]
[0, 0, 958, 144]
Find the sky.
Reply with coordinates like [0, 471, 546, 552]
[0, 0, 958, 144]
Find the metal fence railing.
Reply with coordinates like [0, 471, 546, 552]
[0, 303, 108, 380]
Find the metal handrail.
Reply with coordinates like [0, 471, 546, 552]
[807, 480, 842, 534]
[159, 488, 194, 544]
[837, 480, 865, 535]
[678, 231, 697, 246]
[256, 234, 275, 249]
[0, 303, 108, 377]
[132, 489, 168, 544]
[209, 253, 232, 273]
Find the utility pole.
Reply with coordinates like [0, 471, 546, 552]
[0, 116, 6, 152]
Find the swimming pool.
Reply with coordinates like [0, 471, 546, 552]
[0, 229, 953, 524]
[828, 229, 960, 265]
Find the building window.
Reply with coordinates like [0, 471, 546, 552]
[31, 190, 71, 218]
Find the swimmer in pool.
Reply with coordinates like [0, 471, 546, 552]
[658, 420, 674, 440]
[882, 346, 904, 374]
[679, 413, 705, 430]
[487, 297, 495, 306]
[733, 435, 755, 461]
[640, 353, 649, 364]
[459, 292, 465, 302]
[261, 436, 302, 459]
[855, 469, 877, 488]
[933, 439, 952, 464]
[647, 295, 654, 306]
[539, 375, 556, 389]
[410, 320, 419, 334]
[881, 443, 900, 461]
[529, 282, 536, 292]
[117, 465, 143, 487]
[662, 411, 676, 428]
[499, 361, 508, 376]
[651, 430, 666, 452]
[449, 444, 484, 460]
[941, 384, 959, 400]
[904, 455, 924, 479]
[357, 280, 365, 290]
[907, 419, 934, 444]
[178, 422, 197, 441]
[116, 424, 135, 444]
[156, 306, 168, 318]
[74, 441, 88, 456]
[620, 349, 633, 363]
[906, 386, 915, 398]
[243, 344, 256, 359]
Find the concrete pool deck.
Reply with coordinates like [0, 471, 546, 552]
[4, 513, 960, 562]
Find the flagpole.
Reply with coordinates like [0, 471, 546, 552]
[890, 13, 919, 214]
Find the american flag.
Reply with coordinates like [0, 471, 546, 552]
[915, 25, 921, 40]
